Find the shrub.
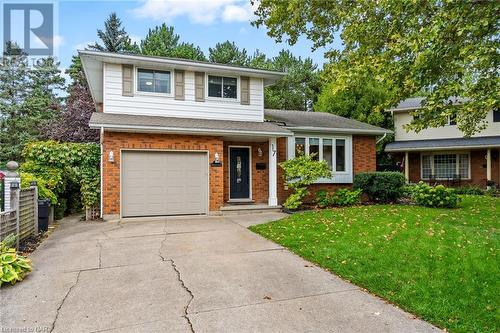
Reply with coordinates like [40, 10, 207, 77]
[20, 172, 57, 204]
[315, 190, 330, 208]
[280, 154, 332, 210]
[0, 234, 32, 287]
[454, 186, 485, 195]
[411, 182, 460, 208]
[353, 172, 406, 203]
[330, 188, 362, 206]
[315, 188, 362, 208]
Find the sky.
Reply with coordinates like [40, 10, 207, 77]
[2, 0, 343, 82]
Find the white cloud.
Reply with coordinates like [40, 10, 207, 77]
[132, 0, 255, 24]
[222, 3, 254, 22]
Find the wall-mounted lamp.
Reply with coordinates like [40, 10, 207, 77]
[257, 147, 263, 157]
[211, 152, 222, 167]
[108, 151, 114, 163]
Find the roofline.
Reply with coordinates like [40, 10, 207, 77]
[386, 143, 500, 152]
[89, 123, 293, 137]
[79, 50, 286, 79]
[286, 126, 392, 135]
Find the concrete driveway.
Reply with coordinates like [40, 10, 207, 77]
[0, 213, 440, 333]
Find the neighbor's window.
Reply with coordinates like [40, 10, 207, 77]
[336, 139, 346, 172]
[137, 69, 171, 94]
[494, 110, 500, 122]
[421, 153, 470, 179]
[295, 138, 305, 156]
[309, 138, 320, 161]
[208, 75, 237, 99]
[293, 137, 348, 173]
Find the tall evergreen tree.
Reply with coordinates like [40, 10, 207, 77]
[265, 50, 321, 111]
[0, 42, 64, 162]
[88, 12, 133, 53]
[140, 24, 180, 57]
[208, 41, 249, 66]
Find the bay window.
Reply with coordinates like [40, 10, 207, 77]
[421, 153, 470, 179]
[294, 136, 349, 173]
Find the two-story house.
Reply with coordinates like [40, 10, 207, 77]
[386, 97, 500, 187]
[80, 50, 390, 220]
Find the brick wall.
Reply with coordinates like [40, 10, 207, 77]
[102, 131, 224, 216]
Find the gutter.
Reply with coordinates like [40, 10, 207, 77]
[286, 126, 392, 135]
[376, 132, 388, 144]
[386, 144, 500, 152]
[89, 123, 293, 137]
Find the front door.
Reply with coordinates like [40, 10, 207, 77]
[229, 147, 250, 199]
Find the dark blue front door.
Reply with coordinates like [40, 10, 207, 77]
[229, 147, 250, 199]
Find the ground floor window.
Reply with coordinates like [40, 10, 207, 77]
[294, 136, 349, 173]
[421, 153, 470, 179]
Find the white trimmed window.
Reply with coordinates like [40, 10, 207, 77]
[294, 136, 348, 173]
[137, 69, 171, 94]
[421, 153, 470, 179]
[208, 75, 237, 99]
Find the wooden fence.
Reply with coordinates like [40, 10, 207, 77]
[0, 186, 38, 248]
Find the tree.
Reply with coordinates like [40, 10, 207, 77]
[265, 50, 321, 111]
[169, 42, 206, 61]
[44, 82, 99, 143]
[248, 50, 273, 70]
[140, 24, 180, 57]
[314, 78, 392, 128]
[88, 12, 133, 53]
[140, 24, 206, 60]
[0, 43, 64, 162]
[253, 0, 499, 136]
[208, 41, 249, 65]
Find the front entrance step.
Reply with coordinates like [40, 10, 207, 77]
[220, 204, 282, 216]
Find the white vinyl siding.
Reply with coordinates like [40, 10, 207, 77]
[394, 110, 500, 141]
[104, 63, 264, 122]
[287, 134, 353, 184]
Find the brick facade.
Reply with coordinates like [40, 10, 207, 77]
[102, 131, 224, 217]
[395, 149, 500, 186]
[102, 132, 379, 217]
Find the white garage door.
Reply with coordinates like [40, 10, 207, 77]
[121, 151, 208, 217]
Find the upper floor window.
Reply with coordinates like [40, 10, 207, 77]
[295, 137, 347, 173]
[208, 75, 237, 99]
[137, 69, 171, 94]
[447, 114, 457, 125]
[494, 110, 500, 122]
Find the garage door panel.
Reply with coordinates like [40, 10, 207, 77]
[122, 151, 208, 217]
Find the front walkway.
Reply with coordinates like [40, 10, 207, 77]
[0, 214, 440, 333]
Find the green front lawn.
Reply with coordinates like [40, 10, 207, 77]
[250, 196, 499, 333]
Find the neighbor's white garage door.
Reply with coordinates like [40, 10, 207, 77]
[121, 151, 208, 217]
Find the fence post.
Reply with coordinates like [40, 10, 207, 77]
[31, 181, 38, 235]
[10, 181, 20, 249]
[3, 161, 20, 212]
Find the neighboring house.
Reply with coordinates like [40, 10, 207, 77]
[80, 50, 390, 220]
[385, 97, 500, 187]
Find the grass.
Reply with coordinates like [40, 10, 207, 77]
[250, 195, 499, 333]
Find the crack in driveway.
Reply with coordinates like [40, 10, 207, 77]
[50, 270, 81, 333]
[169, 259, 195, 333]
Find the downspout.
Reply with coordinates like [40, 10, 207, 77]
[376, 132, 387, 144]
[100, 127, 104, 219]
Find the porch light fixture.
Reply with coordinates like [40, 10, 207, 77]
[214, 152, 220, 164]
[257, 147, 263, 157]
[108, 151, 114, 163]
